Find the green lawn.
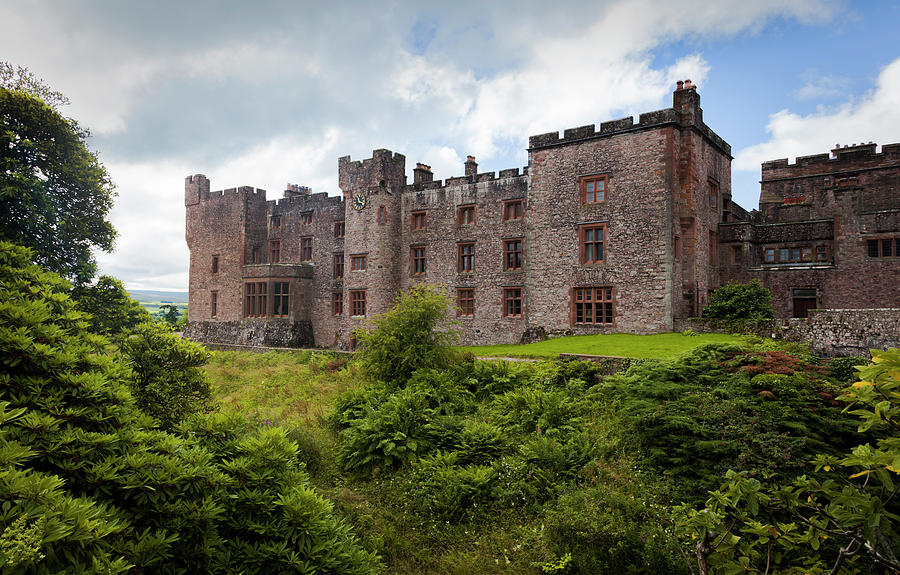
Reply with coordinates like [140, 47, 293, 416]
[458, 331, 750, 360]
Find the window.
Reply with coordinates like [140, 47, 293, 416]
[334, 221, 345, 238]
[378, 206, 386, 225]
[504, 239, 523, 270]
[457, 288, 474, 317]
[503, 199, 524, 221]
[211, 255, 219, 273]
[351, 254, 367, 271]
[883, 238, 894, 258]
[458, 205, 476, 226]
[708, 179, 719, 209]
[764, 248, 775, 263]
[709, 231, 718, 266]
[332, 292, 343, 315]
[868, 239, 880, 258]
[245, 282, 267, 317]
[301, 212, 313, 225]
[273, 282, 289, 316]
[333, 253, 344, 279]
[269, 240, 281, 263]
[581, 175, 607, 203]
[816, 245, 828, 261]
[458, 243, 475, 273]
[572, 286, 614, 325]
[350, 290, 366, 316]
[271, 214, 281, 227]
[300, 237, 313, 261]
[503, 288, 523, 317]
[412, 246, 427, 275]
[732, 246, 742, 265]
[251, 246, 260, 264]
[210, 291, 217, 317]
[412, 211, 427, 230]
[580, 224, 605, 263]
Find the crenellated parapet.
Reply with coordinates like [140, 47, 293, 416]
[762, 142, 900, 179]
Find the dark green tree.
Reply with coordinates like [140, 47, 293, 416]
[71, 275, 151, 336]
[157, 304, 181, 327]
[118, 321, 212, 430]
[0, 85, 116, 283]
[702, 280, 775, 320]
[355, 284, 460, 385]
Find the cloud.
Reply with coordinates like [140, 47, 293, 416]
[735, 57, 900, 171]
[793, 71, 852, 101]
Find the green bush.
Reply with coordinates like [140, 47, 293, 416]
[490, 386, 583, 437]
[702, 280, 775, 320]
[826, 355, 870, 383]
[408, 452, 496, 523]
[454, 421, 508, 464]
[71, 274, 151, 335]
[118, 320, 213, 430]
[354, 284, 459, 385]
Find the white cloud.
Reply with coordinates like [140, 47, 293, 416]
[735, 57, 900, 171]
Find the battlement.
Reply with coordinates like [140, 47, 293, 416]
[762, 142, 900, 177]
[272, 191, 343, 210]
[405, 166, 528, 193]
[185, 175, 268, 206]
[338, 148, 407, 192]
[528, 82, 730, 156]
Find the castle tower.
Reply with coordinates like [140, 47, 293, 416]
[338, 149, 407, 345]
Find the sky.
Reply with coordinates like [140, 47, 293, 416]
[1, 0, 899, 291]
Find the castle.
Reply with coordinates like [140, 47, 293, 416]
[183, 81, 900, 350]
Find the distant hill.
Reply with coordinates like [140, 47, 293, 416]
[128, 290, 189, 305]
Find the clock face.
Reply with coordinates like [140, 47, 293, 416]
[352, 193, 367, 211]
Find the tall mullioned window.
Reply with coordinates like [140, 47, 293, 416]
[412, 246, 427, 275]
[273, 282, 289, 316]
[333, 253, 344, 279]
[350, 290, 366, 316]
[300, 237, 313, 261]
[457, 288, 474, 317]
[458, 243, 474, 272]
[503, 288, 523, 317]
[580, 224, 605, 263]
[245, 282, 267, 317]
[269, 240, 280, 263]
[504, 239, 523, 270]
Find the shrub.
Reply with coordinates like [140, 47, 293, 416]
[118, 320, 213, 429]
[454, 421, 508, 464]
[826, 355, 870, 383]
[702, 280, 774, 320]
[408, 452, 496, 524]
[71, 274, 151, 335]
[490, 386, 583, 437]
[354, 284, 459, 385]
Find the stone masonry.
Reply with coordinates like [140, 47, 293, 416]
[184, 81, 899, 350]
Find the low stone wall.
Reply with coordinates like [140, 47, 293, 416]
[675, 308, 900, 357]
[184, 318, 314, 348]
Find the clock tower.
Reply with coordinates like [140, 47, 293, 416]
[337, 149, 406, 344]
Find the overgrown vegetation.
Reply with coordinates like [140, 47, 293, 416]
[702, 279, 775, 320]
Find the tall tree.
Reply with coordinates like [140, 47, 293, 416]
[0, 69, 116, 283]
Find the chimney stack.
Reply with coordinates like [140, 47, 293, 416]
[413, 162, 433, 184]
[465, 155, 478, 178]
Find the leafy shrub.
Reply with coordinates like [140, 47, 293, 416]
[118, 320, 213, 429]
[702, 280, 774, 320]
[355, 284, 459, 385]
[454, 421, 508, 464]
[71, 274, 151, 335]
[826, 355, 870, 383]
[490, 387, 583, 437]
[408, 452, 497, 523]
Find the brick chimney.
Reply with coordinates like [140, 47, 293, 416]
[413, 162, 433, 184]
[284, 183, 311, 198]
[673, 79, 702, 125]
[465, 155, 478, 178]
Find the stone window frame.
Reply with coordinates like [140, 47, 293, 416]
[378, 206, 386, 225]
[211, 254, 219, 274]
[269, 240, 281, 263]
[251, 246, 260, 264]
[300, 211, 313, 225]
[411, 210, 427, 230]
[731, 245, 742, 265]
[351, 254, 367, 271]
[244, 281, 267, 317]
[411, 245, 427, 276]
[867, 237, 899, 258]
[458, 204, 476, 226]
[708, 178, 719, 209]
[350, 289, 366, 317]
[816, 245, 829, 262]
[504, 238, 524, 271]
[571, 286, 614, 326]
[578, 223, 605, 264]
[271, 214, 282, 228]
[503, 287, 523, 317]
[333, 253, 344, 279]
[457, 288, 475, 317]
[334, 221, 345, 238]
[300, 236, 313, 261]
[764, 248, 776, 263]
[210, 291, 218, 318]
[272, 281, 290, 317]
[503, 199, 524, 221]
[332, 292, 343, 315]
[709, 231, 718, 267]
[580, 174, 607, 204]
[458, 242, 475, 273]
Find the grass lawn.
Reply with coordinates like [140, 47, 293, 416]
[458, 331, 750, 360]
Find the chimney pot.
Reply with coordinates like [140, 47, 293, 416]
[677, 80, 684, 90]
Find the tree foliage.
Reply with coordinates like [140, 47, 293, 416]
[0, 85, 115, 283]
[702, 280, 775, 320]
[355, 284, 460, 385]
[676, 348, 900, 574]
[71, 275, 151, 336]
[0, 241, 378, 573]
[118, 321, 213, 430]
[0, 62, 69, 108]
